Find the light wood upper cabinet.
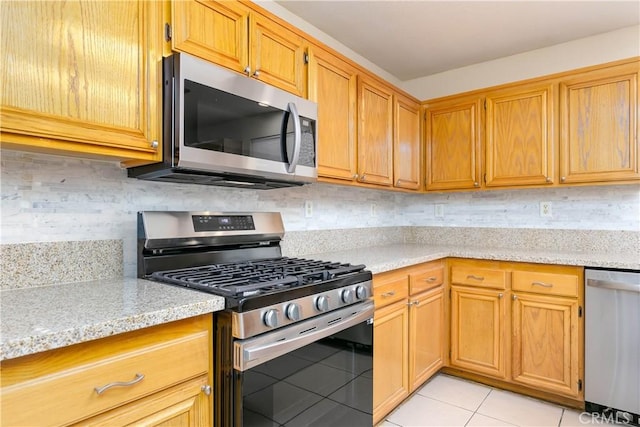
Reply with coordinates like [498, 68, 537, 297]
[0, 1, 163, 164]
[485, 85, 555, 187]
[394, 94, 422, 190]
[171, 0, 307, 97]
[424, 97, 482, 190]
[358, 76, 395, 186]
[308, 45, 358, 181]
[559, 62, 639, 184]
[171, 0, 250, 72]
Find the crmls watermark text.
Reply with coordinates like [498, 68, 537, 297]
[579, 411, 635, 425]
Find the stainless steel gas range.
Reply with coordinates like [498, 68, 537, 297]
[138, 211, 374, 427]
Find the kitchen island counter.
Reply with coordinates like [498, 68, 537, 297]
[0, 278, 224, 361]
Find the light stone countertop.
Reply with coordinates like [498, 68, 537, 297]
[0, 278, 224, 361]
[302, 244, 640, 273]
[2, 243, 637, 362]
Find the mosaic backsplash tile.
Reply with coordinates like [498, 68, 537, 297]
[1, 149, 639, 280]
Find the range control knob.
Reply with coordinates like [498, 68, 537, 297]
[341, 289, 354, 304]
[263, 309, 279, 328]
[285, 303, 301, 321]
[315, 295, 329, 312]
[355, 285, 368, 300]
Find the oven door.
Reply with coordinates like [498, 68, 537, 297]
[226, 301, 374, 427]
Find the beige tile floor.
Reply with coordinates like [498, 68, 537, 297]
[379, 373, 619, 427]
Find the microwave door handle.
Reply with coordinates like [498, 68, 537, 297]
[286, 102, 302, 174]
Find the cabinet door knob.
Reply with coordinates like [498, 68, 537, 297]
[253, 69, 261, 77]
[352, 174, 359, 179]
[498, 293, 504, 299]
[95, 373, 144, 395]
[201, 384, 212, 396]
[545, 176, 552, 183]
[244, 66, 251, 75]
[473, 181, 480, 187]
[150, 140, 158, 149]
[561, 176, 566, 182]
[512, 294, 518, 300]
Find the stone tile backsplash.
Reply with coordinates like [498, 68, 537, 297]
[1, 149, 639, 282]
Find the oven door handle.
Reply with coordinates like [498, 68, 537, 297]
[234, 300, 374, 372]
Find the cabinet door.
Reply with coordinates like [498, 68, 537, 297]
[373, 300, 409, 425]
[512, 293, 581, 398]
[358, 76, 394, 186]
[171, 0, 249, 73]
[394, 94, 422, 190]
[425, 98, 482, 190]
[560, 62, 639, 183]
[250, 13, 306, 97]
[450, 286, 507, 379]
[73, 376, 211, 427]
[409, 287, 444, 391]
[485, 85, 555, 187]
[308, 46, 358, 182]
[0, 1, 162, 164]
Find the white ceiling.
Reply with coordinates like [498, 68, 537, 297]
[275, 1, 640, 81]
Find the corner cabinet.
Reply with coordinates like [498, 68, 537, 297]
[0, 1, 163, 164]
[373, 260, 445, 424]
[559, 61, 639, 184]
[447, 259, 584, 406]
[171, 0, 308, 97]
[0, 315, 213, 427]
[308, 44, 358, 181]
[394, 94, 422, 190]
[424, 96, 483, 190]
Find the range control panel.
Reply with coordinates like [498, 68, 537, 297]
[192, 215, 255, 232]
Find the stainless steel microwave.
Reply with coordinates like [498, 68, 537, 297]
[128, 53, 318, 189]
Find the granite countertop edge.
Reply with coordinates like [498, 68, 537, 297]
[0, 278, 225, 362]
[2, 244, 637, 362]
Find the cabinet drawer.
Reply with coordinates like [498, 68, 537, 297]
[410, 267, 444, 295]
[1, 330, 210, 427]
[512, 271, 579, 297]
[451, 266, 509, 289]
[374, 275, 409, 308]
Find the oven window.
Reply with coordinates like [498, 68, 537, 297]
[238, 325, 373, 426]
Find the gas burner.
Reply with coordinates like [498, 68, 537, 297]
[150, 257, 366, 298]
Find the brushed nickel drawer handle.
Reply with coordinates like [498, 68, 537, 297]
[381, 291, 396, 298]
[407, 300, 419, 306]
[95, 373, 145, 395]
[467, 275, 485, 281]
[532, 281, 553, 288]
[423, 277, 438, 282]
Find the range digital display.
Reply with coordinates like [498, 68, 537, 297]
[192, 215, 255, 232]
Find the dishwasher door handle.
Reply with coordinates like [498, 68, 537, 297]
[587, 278, 640, 293]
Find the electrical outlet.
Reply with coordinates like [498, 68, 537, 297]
[304, 200, 313, 218]
[435, 204, 445, 218]
[370, 203, 377, 217]
[540, 201, 553, 218]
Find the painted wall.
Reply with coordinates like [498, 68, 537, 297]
[403, 25, 640, 100]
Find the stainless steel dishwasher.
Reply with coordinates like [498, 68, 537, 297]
[585, 268, 640, 426]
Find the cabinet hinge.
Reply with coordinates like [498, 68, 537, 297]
[304, 52, 309, 64]
[165, 23, 172, 42]
[578, 306, 583, 317]
[578, 379, 583, 391]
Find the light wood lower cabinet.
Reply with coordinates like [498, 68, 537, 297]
[448, 259, 584, 404]
[0, 315, 213, 427]
[450, 285, 507, 379]
[373, 260, 445, 424]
